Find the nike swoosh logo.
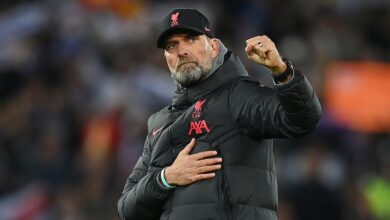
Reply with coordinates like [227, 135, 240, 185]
[204, 27, 210, 32]
[152, 126, 164, 136]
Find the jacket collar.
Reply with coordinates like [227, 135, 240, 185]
[171, 51, 249, 109]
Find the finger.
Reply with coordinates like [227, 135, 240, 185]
[191, 150, 218, 160]
[192, 173, 216, 182]
[254, 43, 278, 60]
[245, 44, 252, 53]
[253, 42, 273, 55]
[253, 35, 272, 44]
[196, 164, 222, 174]
[180, 138, 196, 155]
[196, 157, 223, 166]
[245, 45, 256, 59]
[249, 40, 267, 50]
[246, 36, 262, 44]
[261, 35, 273, 44]
[246, 36, 267, 46]
[256, 42, 265, 48]
[247, 36, 273, 50]
[250, 44, 267, 59]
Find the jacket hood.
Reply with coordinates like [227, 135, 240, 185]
[171, 49, 249, 109]
[207, 39, 229, 78]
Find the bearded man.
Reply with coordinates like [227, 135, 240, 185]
[118, 8, 322, 220]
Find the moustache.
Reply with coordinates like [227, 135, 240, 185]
[176, 59, 198, 70]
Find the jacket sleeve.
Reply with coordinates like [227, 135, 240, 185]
[117, 135, 171, 219]
[229, 71, 322, 139]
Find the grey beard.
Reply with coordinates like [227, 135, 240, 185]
[171, 63, 211, 87]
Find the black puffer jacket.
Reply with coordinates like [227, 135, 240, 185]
[118, 52, 322, 220]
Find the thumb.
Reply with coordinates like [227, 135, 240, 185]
[245, 44, 254, 57]
[180, 138, 196, 155]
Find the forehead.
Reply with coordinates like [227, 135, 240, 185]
[165, 32, 203, 43]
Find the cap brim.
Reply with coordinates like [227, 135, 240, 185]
[157, 26, 204, 48]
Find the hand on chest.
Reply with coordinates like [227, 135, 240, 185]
[148, 96, 235, 167]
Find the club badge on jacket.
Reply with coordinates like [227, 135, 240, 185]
[188, 99, 210, 135]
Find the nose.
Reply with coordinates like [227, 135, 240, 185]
[177, 43, 190, 57]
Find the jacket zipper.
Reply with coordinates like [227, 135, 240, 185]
[220, 170, 233, 220]
[217, 150, 233, 220]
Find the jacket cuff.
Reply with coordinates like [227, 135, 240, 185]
[155, 169, 174, 190]
[274, 71, 313, 113]
[272, 71, 295, 85]
[274, 70, 303, 89]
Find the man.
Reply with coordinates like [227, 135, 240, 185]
[118, 8, 321, 220]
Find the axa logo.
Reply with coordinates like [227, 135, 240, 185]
[171, 12, 179, 26]
[192, 99, 206, 118]
[189, 99, 210, 135]
[188, 120, 210, 135]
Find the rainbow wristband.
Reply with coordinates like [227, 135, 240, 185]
[161, 168, 176, 189]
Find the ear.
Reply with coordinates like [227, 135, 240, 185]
[209, 38, 220, 59]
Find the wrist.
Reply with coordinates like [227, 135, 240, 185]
[272, 57, 294, 83]
[164, 167, 176, 186]
[271, 61, 287, 74]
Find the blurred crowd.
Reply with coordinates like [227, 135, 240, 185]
[0, 0, 389, 219]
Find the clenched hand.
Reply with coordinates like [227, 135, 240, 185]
[245, 35, 287, 75]
[165, 138, 222, 186]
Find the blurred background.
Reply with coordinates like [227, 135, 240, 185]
[0, 0, 389, 219]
